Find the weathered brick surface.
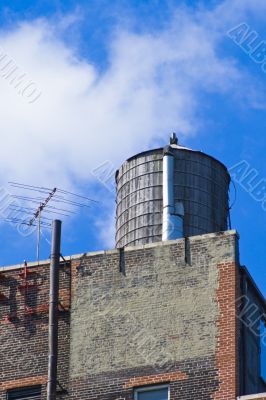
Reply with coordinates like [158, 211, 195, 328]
[123, 371, 188, 388]
[0, 375, 47, 390]
[68, 231, 239, 399]
[0, 231, 242, 399]
[0, 262, 70, 399]
[69, 357, 219, 399]
[212, 261, 240, 400]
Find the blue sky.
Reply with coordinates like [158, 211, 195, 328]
[0, 0, 266, 295]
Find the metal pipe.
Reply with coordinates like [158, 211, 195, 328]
[162, 146, 184, 241]
[47, 219, 62, 400]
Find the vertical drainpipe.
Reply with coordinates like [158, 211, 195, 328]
[162, 146, 184, 241]
[47, 219, 62, 400]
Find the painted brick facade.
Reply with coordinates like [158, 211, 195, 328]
[0, 230, 253, 399]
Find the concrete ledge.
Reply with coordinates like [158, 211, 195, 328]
[238, 394, 266, 399]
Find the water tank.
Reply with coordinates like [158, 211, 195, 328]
[115, 137, 230, 248]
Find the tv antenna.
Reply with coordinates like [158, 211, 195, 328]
[6, 182, 99, 263]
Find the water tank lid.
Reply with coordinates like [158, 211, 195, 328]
[125, 143, 194, 163]
[119, 138, 230, 179]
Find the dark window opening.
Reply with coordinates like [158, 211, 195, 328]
[134, 385, 169, 400]
[6, 385, 41, 400]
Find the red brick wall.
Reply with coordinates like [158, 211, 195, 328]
[212, 261, 240, 400]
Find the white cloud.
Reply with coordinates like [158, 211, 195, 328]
[0, 0, 265, 248]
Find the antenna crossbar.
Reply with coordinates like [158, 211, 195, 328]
[6, 182, 99, 263]
[28, 188, 57, 226]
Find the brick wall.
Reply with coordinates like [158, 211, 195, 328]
[213, 261, 240, 399]
[0, 230, 241, 399]
[69, 230, 240, 399]
[0, 262, 71, 399]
